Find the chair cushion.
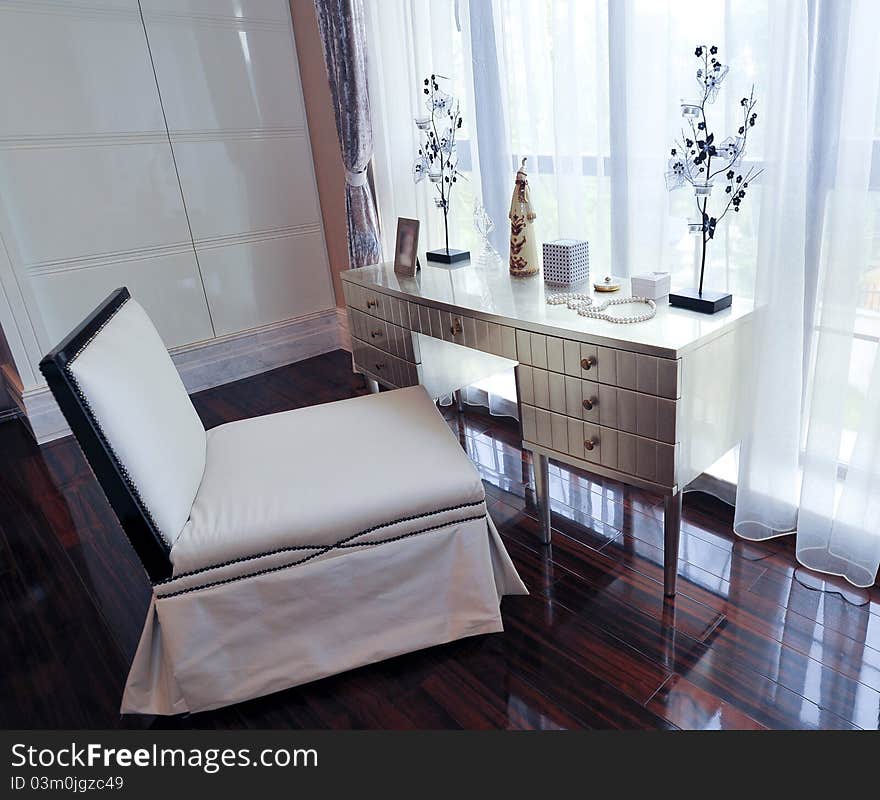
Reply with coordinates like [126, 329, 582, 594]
[67, 298, 206, 547]
[170, 386, 486, 575]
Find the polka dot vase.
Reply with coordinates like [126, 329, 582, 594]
[542, 239, 590, 287]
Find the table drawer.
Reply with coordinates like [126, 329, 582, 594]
[594, 346, 679, 398]
[515, 331, 679, 399]
[520, 403, 676, 486]
[406, 304, 517, 359]
[343, 282, 411, 327]
[352, 337, 418, 389]
[343, 281, 383, 317]
[518, 365, 677, 443]
[349, 308, 419, 363]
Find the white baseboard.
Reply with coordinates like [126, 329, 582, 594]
[6, 308, 344, 445]
[336, 306, 351, 352]
[2, 366, 71, 444]
[172, 307, 341, 394]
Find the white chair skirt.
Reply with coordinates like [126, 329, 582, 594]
[121, 512, 526, 715]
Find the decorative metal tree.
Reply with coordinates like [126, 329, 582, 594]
[665, 45, 763, 313]
[413, 74, 470, 265]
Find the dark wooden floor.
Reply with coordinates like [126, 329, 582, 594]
[2, 349, 880, 730]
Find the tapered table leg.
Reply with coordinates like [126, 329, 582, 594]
[534, 452, 552, 545]
[664, 491, 683, 597]
[366, 377, 380, 394]
[454, 389, 464, 414]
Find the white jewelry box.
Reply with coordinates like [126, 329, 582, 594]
[630, 271, 671, 299]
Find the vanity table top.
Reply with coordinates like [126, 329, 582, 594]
[342, 261, 754, 359]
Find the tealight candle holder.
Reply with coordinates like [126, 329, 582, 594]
[693, 181, 713, 197]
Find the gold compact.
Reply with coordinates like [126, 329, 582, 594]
[593, 276, 621, 292]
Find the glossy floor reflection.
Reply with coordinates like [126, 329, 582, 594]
[1, 350, 879, 729]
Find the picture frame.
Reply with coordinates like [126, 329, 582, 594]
[393, 217, 420, 277]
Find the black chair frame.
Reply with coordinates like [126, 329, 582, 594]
[40, 288, 173, 583]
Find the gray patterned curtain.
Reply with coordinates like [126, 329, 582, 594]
[314, 0, 382, 267]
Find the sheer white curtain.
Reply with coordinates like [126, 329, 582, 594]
[364, 0, 517, 416]
[364, 0, 487, 259]
[365, 0, 880, 585]
[736, 0, 880, 587]
[366, 0, 767, 289]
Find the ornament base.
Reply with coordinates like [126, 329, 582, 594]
[668, 288, 733, 314]
[426, 248, 470, 265]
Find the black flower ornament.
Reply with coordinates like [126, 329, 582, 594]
[665, 44, 764, 295]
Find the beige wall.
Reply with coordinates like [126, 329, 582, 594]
[289, 0, 350, 307]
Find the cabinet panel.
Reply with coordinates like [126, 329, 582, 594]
[565, 376, 583, 419]
[143, 12, 306, 133]
[0, 4, 164, 139]
[532, 368, 550, 409]
[407, 302, 422, 333]
[530, 333, 548, 369]
[578, 422, 602, 465]
[447, 313, 467, 346]
[200, 231, 333, 334]
[563, 338, 581, 376]
[567, 418, 584, 458]
[476, 319, 492, 353]
[516, 329, 532, 364]
[599, 428, 618, 471]
[419, 305, 433, 336]
[439, 310, 454, 343]
[0, 144, 191, 268]
[548, 372, 566, 414]
[488, 323, 504, 357]
[31, 252, 212, 350]
[580, 380, 601, 424]
[143, 1, 291, 21]
[551, 412, 569, 453]
[463, 315, 478, 350]
[598, 384, 618, 428]
[580, 342, 599, 379]
[519, 402, 677, 487]
[521, 404, 537, 442]
[501, 326, 518, 360]
[428, 307, 442, 339]
[546, 336, 565, 373]
[175, 137, 322, 241]
[518, 365, 535, 406]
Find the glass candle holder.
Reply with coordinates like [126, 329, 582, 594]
[693, 181, 713, 198]
[680, 102, 701, 119]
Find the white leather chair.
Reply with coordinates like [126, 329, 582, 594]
[41, 288, 527, 715]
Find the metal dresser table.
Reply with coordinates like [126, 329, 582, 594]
[341, 261, 754, 597]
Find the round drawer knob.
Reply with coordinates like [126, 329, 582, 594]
[581, 356, 596, 371]
[584, 436, 599, 451]
[375, 362, 385, 371]
[370, 329, 383, 338]
[582, 397, 596, 411]
[449, 318, 463, 336]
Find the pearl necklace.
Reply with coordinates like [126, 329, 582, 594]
[546, 292, 657, 324]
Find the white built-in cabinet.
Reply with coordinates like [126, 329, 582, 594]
[0, 0, 335, 396]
